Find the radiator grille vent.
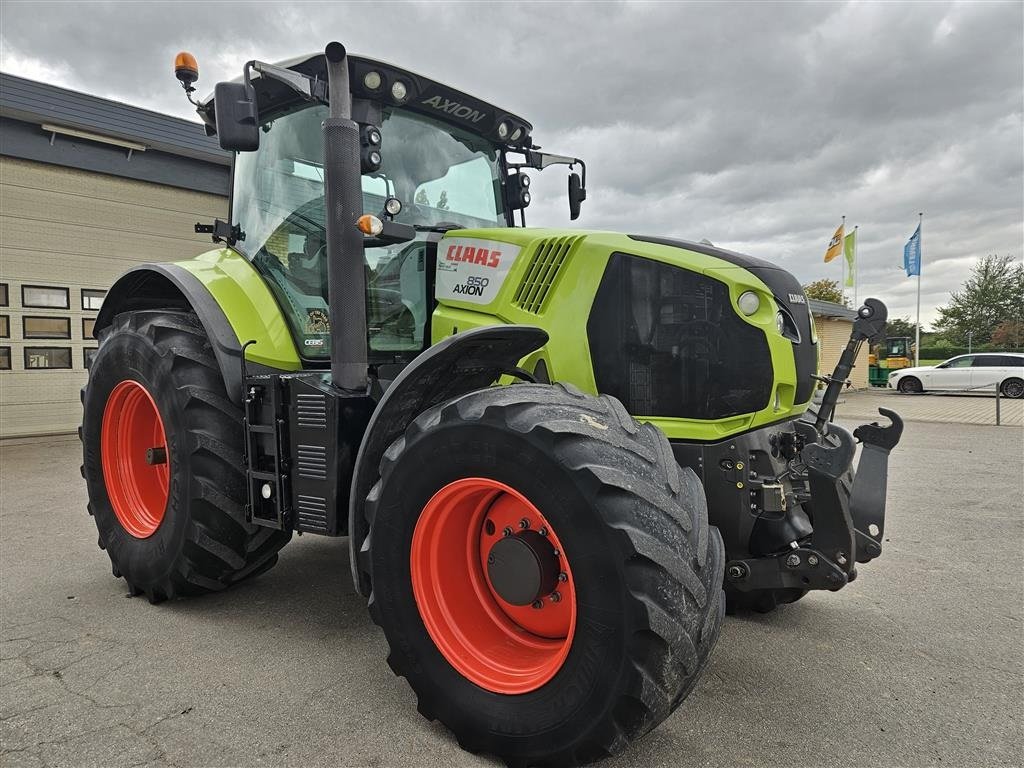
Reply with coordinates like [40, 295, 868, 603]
[513, 236, 581, 314]
[296, 393, 327, 429]
[296, 444, 327, 480]
[296, 494, 328, 533]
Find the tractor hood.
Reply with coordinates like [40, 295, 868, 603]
[430, 227, 819, 438]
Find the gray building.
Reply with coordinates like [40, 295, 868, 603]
[0, 72, 230, 437]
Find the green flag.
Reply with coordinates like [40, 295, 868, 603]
[843, 228, 856, 287]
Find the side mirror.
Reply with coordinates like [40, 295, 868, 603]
[213, 81, 259, 152]
[568, 172, 586, 220]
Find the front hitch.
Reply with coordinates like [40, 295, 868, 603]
[726, 300, 904, 595]
[850, 408, 904, 562]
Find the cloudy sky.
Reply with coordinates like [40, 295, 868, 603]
[2, 1, 1021, 328]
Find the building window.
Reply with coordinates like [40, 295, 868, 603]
[82, 289, 107, 311]
[84, 348, 99, 369]
[23, 316, 72, 340]
[22, 285, 69, 309]
[0, 346, 10, 370]
[82, 317, 96, 339]
[0, 315, 8, 338]
[24, 347, 72, 370]
[0, 283, 8, 307]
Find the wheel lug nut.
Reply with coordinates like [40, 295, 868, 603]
[557, 572, 568, 582]
[532, 600, 544, 609]
[550, 591, 561, 603]
[502, 526, 513, 537]
[519, 518, 530, 529]
[539, 527, 548, 536]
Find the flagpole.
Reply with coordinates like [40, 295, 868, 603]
[853, 225, 859, 306]
[915, 212, 922, 367]
[840, 215, 846, 304]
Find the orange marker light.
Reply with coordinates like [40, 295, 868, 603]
[174, 52, 199, 86]
[356, 214, 383, 236]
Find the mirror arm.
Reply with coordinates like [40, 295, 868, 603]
[244, 60, 327, 104]
[510, 151, 587, 188]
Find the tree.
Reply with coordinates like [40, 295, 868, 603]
[933, 255, 1024, 346]
[802, 278, 845, 305]
[992, 319, 1024, 350]
[883, 316, 919, 340]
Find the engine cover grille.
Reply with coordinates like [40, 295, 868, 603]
[513, 236, 581, 314]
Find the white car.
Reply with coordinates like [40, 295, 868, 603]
[889, 352, 1024, 398]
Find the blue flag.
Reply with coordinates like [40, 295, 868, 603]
[903, 224, 921, 277]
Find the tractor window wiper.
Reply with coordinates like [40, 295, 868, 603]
[412, 224, 462, 233]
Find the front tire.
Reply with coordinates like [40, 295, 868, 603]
[897, 376, 923, 394]
[81, 310, 290, 602]
[361, 383, 724, 766]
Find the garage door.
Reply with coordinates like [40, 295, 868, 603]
[0, 156, 227, 438]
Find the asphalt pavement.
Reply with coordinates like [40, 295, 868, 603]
[2, 416, 1022, 767]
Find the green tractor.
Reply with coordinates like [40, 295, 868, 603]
[80, 44, 903, 766]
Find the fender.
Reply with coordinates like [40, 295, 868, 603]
[348, 324, 548, 596]
[95, 252, 302, 404]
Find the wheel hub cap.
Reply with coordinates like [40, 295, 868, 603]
[486, 530, 560, 606]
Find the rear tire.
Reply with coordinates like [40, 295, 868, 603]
[1000, 377, 1024, 399]
[81, 310, 290, 602]
[360, 383, 724, 766]
[897, 376, 923, 394]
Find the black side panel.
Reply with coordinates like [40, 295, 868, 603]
[348, 325, 548, 595]
[243, 373, 372, 536]
[630, 235, 817, 404]
[587, 253, 772, 419]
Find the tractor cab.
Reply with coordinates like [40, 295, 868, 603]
[192, 52, 584, 363]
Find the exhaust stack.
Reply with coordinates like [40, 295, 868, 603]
[323, 42, 368, 391]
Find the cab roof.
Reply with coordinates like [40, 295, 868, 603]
[199, 52, 534, 149]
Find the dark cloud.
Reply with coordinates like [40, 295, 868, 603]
[2, 0, 1021, 327]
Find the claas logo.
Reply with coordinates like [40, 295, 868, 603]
[446, 244, 501, 268]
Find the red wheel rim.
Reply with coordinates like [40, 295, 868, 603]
[101, 380, 170, 539]
[410, 478, 577, 694]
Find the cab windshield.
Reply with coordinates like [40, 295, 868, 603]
[231, 103, 506, 359]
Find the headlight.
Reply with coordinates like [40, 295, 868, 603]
[497, 121, 509, 140]
[889, 371, 899, 378]
[390, 81, 408, 102]
[737, 291, 760, 316]
[776, 311, 787, 335]
[363, 71, 382, 91]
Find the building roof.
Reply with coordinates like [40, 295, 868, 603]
[809, 298, 858, 320]
[0, 71, 228, 166]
